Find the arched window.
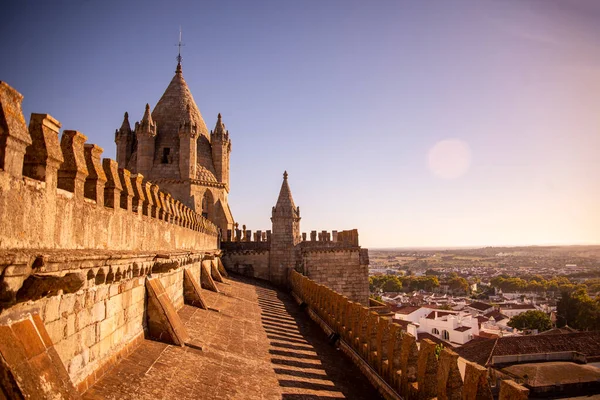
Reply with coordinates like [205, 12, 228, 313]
[431, 328, 439, 335]
[441, 330, 450, 340]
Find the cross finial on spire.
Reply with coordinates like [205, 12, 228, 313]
[283, 171, 288, 180]
[175, 26, 184, 73]
[177, 26, 183, 64]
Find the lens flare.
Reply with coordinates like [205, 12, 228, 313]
[428, 139, 471, 180]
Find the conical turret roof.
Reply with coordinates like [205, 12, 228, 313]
[151, 66, 208, 139]
[275, 171, 298, 215]
[120, 112, 131, 132]
[213, 113, 226, 135]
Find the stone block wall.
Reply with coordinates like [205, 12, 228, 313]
[158, 268, 186, 311]
[302, 248, 369, 305]
[0, 251, 213, 393]
[221, 249, 270, 280]
[289, 271, 530, 400]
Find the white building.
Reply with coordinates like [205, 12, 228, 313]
[417, 310, 479, 345]
[499, 304, 537, 318]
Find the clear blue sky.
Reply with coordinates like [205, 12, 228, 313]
[2, 0, 599, 248]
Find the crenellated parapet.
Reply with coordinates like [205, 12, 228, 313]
[0, 81, 218, 253]
[301, 229, 360, 247]
[221, 223, 271, 243]
[289, 270, 530, 400]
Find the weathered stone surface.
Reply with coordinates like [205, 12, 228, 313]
[83, 144, 107, 203]
[183, 268, 207, 309]
[83, 276, 382, 400]
[200, 260, 219, 292]
[102, 158, 122, 209]
[463, 361, 493, 400]
[145, 277, 188, 346]
[23, 113, 63, 185]
[152, 260, 179, 274]
[0, 81, 32, 177]
[0, 313, 80, 399]
[416, 339, 437, 399]
[499, 379, 529, 400]
[437, 348, 463, 400]
[58, 130, 88, 198]
[210, 258, 224, 283]
[16, 272, 84, 304]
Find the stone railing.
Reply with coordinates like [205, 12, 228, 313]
[289, 270, 530, 400]
[0, 81, 218, 252]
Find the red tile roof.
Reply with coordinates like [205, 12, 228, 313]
[456, 331, 600, 366]
[484, 310, 509, 321]
[500, 304, 536, 310]
[468, 301, 493, 311]
[478, 332, 501, 339]
[394, 305, 422, 315]
[454, 326, 471, 332]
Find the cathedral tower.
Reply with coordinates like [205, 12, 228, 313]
[269, 171, 301, 286]
[113, 61, 234, 234]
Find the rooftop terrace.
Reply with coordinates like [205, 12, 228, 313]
[82, 276, 381, 400]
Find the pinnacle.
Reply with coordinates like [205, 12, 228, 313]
[120, 111, 131, 131]
[141, 103, 153, 125]
[275, 171, 297, 214]
[213, 113, 226, 135]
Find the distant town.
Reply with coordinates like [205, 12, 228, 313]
[369, 245, 600, 343]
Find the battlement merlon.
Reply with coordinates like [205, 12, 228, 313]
[302, 229, 360, 246]
[0, 81, 219, 251]
[0, 81, 32, 177]
[221, 224, 271, 243]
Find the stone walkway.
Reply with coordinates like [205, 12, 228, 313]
[83, 276, 382, 400]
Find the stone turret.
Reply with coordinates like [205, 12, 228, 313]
[269, 171, 301, 286]
[135, 104, 156, 176]
[210, 113, 231, 191]
[115, 112, 134, 168]
[113, 61, 234, 233]
[178, 104, 198, 180]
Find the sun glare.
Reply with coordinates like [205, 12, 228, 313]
[427, 139, 472, 180]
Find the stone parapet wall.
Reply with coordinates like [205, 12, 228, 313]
[0, 250, 215, 393]
[289, 270, 530, 400]
[0, 81, 218, 253]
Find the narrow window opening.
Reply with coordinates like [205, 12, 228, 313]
[162, 148, 170, 164]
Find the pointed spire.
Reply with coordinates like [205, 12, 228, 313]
[137, 103, 156, 136]
[213, 112, 227, 136]
[142, 104, 153, 124]
[120, 111, 131, 132]
[274, 170, 298, 216]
